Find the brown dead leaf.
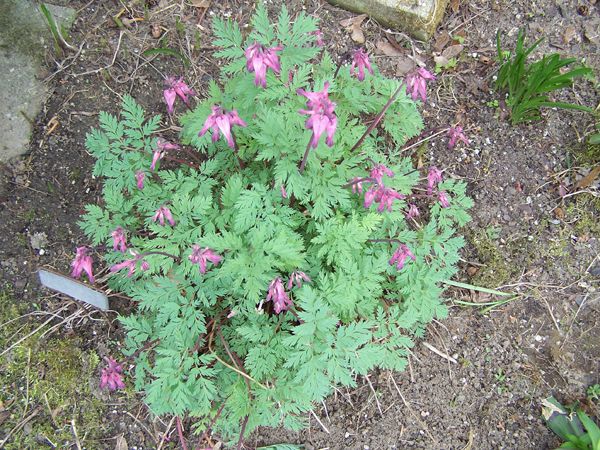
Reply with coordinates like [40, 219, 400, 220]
[562, 25, 578, 45]
[191, 0, 210, 6]
[151, 23, 162, 39]
[375, 40, 402, 57]
[433, 31, 451, 53]
[466, 266, 478, 276]
[575, 166, 600, 189]
[554, 207, 565, 220]
[434, 55, 449, 66]
[441, 44, 464, 60]
[115, 435, 128, 450]
[396, 57, 415, 76]
[340, 14, 367, 44]
[450, 0, 460, 13]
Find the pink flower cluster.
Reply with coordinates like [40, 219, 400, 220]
[358, 164, 406, 213]
[163, 77, 195, 115]
[110, 252, 150, 278]
[426, 166, 451, 208]
[71, 246, 95, 284]
[152, 138, 179, 171]
[350, 49, 374, 82]
[100, 357, 125, 391]
[153, 205, 176, 227]
[189, 245, 222, 274]
[406, 68, 435, 103]
[265, 271, 311, 314]
[199, 106, 247, 149]
[389, 244, 416, 270]
[298, 82, 337, 149]
[244, 42, 282, 88]
[447, 125, 470, 149]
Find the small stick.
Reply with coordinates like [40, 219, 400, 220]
[390, 375, 436, 443]
[156, 416, 175, 450]
[321, 400, 331, 423]
[71, 419, 82, 450]
[365, 375, 384, 417]
[422, 342, 457, 364]
[309, 410, 330, 434]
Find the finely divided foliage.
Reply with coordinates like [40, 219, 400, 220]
[79, 6, 472, 444]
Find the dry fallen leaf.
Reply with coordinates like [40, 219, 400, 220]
[575, 166, 600, 189]
[434, 55, 449, 66]
[115, 435, 128, 450]
[466, 266, 478, 277]
[441, 44, 464, 60]
[340, 14, 367, 44]
[433, 31, 451, 53]
[554, 207, 565, 220]
[151, 23, 162, 39]
[375, 40, 403, 57]
[562, 25, 578, 45]
[191, 0, 210, 7]
[450, 0, 460, 13]
[396, 56, 415, 76]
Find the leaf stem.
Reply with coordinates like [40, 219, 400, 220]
[349, 82, 405, 153]
[298, 138, 313, 174]
[141, 251, 182, 263]
[176, 417, 188, 450]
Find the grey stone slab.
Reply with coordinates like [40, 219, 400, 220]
[0, 1, 75, 163]
[327, 0, 448, 40]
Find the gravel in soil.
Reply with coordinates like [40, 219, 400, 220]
[0, 0, 598, 449]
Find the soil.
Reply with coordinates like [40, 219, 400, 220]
[0, 0, 599, 449]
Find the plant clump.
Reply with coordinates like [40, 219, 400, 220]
[77, 6, 472, 445]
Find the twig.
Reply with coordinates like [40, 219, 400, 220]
[0, 406, 42, 447]
[321, 400, 331, 423]
[401, 127, 450, 153]
[389, 375, 436, 443]
[73, 31, 124, 77]
[309, 410, 330, 434]
[157, 416, 175, 450]
[422, 342, 457, 364]
[176, 416, 189, 450]
[71, 419, 82, 450]
[365, 375, 384, 417]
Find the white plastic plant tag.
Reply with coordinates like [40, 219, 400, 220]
[38, 268, 109, 310]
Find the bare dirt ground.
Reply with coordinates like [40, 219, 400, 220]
[0, 0, 598, 449]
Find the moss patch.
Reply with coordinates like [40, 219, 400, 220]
[0, 290, 108, 448]
[468, 230, 514, 287]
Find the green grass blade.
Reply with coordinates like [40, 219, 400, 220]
[442, 279, 512, 296]
[142, 47, 190, 67]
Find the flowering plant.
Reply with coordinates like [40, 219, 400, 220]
[78, 6, 472, 446]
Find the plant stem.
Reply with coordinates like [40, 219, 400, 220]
[236, 415, 249, 450]
[368, 238, 402, 245]
[349, 83, 405, 153]
[342, 177, 375, 188]
[198, 399, 228, 446]
[141, 251, 182, 263]
[176, 417, 188, 450]
[298, 138, 313, 174]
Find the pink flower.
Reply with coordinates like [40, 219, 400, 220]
[199, 106, 247, 149]
[135, 171, 145, 190]
[447, 125, 470, 149]
[153, 206, 175, 227]
[111, 227, 127, 253]
[141, 260, 150, 272]
[71, 246, 94, 283]
[100, 357, 125, 391]
[110, 257, 138, 277]
[266, 277, 292, 314]
[298, 82, 337, 148]
[364, 185, 405, 213]
[310, 30, 324, 47]
[350, 48, 374, 81]
[369, 164, 394, 184]
[189, 245, 222, 274]
[244, 42, 283, 88]
[151, 138, 180, 171]
[406, 67, 435, 102]
[163, 77, 196, 114]
[280, 184, 288, 199]
[287, 271, 311, 290]
[427, 166, 443, 195]
[406, 203, 420, 219]
[438, 191, 450, 208]
[389, 244, 416, 271]
[351, 177, 365, 194]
